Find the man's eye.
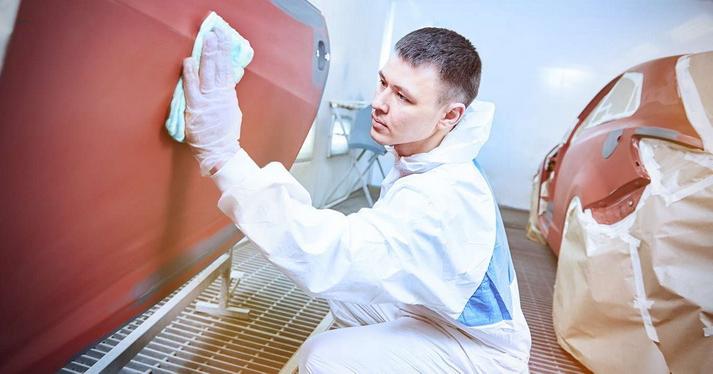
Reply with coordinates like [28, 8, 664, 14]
[397, 92, 408, 101]
[379, 79, 386, 86]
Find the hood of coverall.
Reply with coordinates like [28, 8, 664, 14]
[386, 100, 495, 175]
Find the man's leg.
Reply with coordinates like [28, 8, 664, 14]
[298, 316, 492, 374]
[327, 300, 400, 327]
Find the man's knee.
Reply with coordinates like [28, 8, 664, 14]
[298, 332, 342, 373]
[299, 327, 372, 373]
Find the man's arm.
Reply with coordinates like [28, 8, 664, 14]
[210, 151, 494, 317]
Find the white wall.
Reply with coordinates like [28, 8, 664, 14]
[0, 0, 20, 73]
[290, 0, 390, 206]
[379, 0, 713, 209]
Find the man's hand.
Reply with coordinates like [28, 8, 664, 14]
[182, 27, 242, 175]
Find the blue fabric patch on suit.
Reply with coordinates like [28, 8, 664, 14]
[457, 160, 515, 327]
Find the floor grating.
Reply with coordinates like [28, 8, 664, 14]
[61, 243, 330, 374]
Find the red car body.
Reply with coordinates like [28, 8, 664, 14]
[0, 1, 329, 372]
[531, 53, 707, 255]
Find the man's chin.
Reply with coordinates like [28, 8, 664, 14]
[370, 128, 390, 145]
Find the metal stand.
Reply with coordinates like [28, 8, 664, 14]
[326, 100, 369, 158]
[322, 100, 386, 208]
[87, 249, 231, 372]
[87, 241, 250, 373]
[322, 149, 383, 208]
[195, 256, 250, 318]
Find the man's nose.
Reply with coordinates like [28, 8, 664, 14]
[371, 88, 388, 114]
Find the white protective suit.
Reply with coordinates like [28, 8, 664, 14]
[210, 101, 531, 373]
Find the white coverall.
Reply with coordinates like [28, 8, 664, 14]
[210, 101, 531, 373]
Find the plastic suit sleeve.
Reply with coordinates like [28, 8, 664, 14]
[211, 150, 492, 316]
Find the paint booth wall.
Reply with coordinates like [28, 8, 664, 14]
[290, 0, 390, 206]
[374, 0, 713, 210]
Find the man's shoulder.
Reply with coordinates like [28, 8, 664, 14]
[393, 162, 492, 202]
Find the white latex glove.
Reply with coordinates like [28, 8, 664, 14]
[182, 27, 242, 175]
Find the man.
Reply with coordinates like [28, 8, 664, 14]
[182, 26, 531, 373]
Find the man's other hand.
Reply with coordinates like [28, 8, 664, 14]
[182, 27, 242, 175]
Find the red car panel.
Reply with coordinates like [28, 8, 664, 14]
[0, 1, 329, 372]
[534, 55, 704, 255]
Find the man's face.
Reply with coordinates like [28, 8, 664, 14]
[370, 55, 449, 153]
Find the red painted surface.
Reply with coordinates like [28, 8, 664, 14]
[0, 1, 328, 372]
[534, 55, 704, 255]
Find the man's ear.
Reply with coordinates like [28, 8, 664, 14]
[438, 103, 466, 131]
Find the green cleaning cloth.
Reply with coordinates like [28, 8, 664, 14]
[165, 11, 254, 142]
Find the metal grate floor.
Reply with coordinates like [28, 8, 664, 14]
[502, 208, 591, 373]
[61, 242, 330, 374]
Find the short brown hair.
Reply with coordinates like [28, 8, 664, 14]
[395, 27, 481, 107]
